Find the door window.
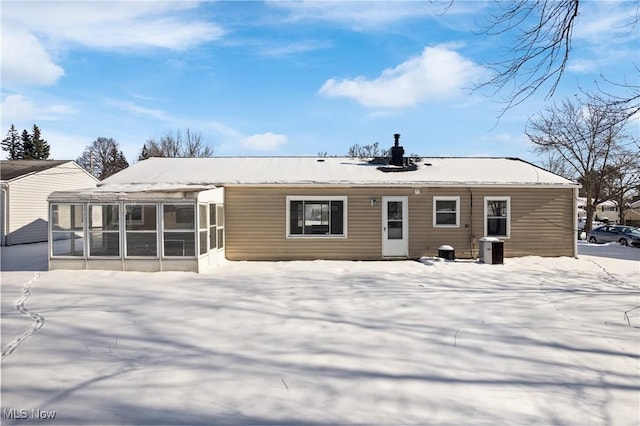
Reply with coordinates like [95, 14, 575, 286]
[387, 201, 403, 240]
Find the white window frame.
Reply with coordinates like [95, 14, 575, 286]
[50, 203, 86, 257]
[124, 203, 159, 258]
[198, 203, 208, 256]
[484, 196, 511, 238]
[433, 196, 460, 227]
[88, 203, 121, 258]
[216, 204, 225, 249]
[286, 196, 348, 238]
[161, 203, 196, 258]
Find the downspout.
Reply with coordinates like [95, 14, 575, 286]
[573, 187, 579, 258]
[1, 184, 7, 246]
[467, 187, 474, 258]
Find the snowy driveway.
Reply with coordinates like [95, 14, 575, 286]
[1, 244, 639, 425]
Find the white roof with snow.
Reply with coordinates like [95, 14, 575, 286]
[99, 157, 577, 188]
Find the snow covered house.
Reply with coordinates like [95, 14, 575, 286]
[1, 160, 98, 246]
[577, 197, 620, 223]
[48, 139, 580, 272]
[624, 199, 640, 227]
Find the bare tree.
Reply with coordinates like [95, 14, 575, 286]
[538, 149, 574, 178]
[590, 69, 640, 124]
[77, 137, 129, 180]
[347, 142, 387, 159]
[526, 96, 637, 233]
[475, 0, 579, 111]
[462, 0, 640, 115]
[139, 129, 213, 159]
[600, 151, 640, 225]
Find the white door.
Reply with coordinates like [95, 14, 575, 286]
[382, 196, 408, 257]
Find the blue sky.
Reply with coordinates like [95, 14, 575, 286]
[1, 1, 638, 164]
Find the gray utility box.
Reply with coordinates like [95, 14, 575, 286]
[479, 237, 504, 264]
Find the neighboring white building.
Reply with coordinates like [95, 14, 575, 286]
[1, 160, 98, 246]
[625, 199, 640, 226]
[577, 197, 620, 223]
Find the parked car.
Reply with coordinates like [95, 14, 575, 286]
[587, 225, 640, 247]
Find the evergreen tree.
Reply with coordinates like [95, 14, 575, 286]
[2, 124, 23, 159]
[21, 129, 34, 159]
[138, 144, 150, 161]
[30, 125, 51, 160]
[102, 146, 129, 179]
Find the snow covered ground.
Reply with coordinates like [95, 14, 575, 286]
[1, 242, 638, 425]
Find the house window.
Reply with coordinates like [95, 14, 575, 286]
[163, 204, 195, 257]
[433, 196, 460, 227]
[89, 204, 120, 257]
[287, 196, 347, 237]
[125, 204, 157, 257]
[51, 203, 84, 256]
[485, 197, 510, 238]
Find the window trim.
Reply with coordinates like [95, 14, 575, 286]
[87, 203, 121, 258]
[124, 203, 159, 258]
[286, 196, 348, 238]
[161, 203, 196, 258]
[50, 203, 86, 258]
[484, 196, 511, 239]
[198, 203, 208, 256]
[433, 196, 460, 228]
[216, 204, 225, 249]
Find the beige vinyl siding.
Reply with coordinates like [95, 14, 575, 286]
[225, 185, 575, 261]
[225, 186, 414, 260]
[7, 163, 97, 245]
[418, 188, 474, 258]
[624, 208, 640, 227]
[497, 188, 574, 257]
[423, 187, 574, 258]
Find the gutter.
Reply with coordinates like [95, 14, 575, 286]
[221, 183, 582, 189]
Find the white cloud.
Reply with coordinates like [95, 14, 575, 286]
[44, 131, 94, 161]
[241, 133, 288, 151]
[574, 2, 640, 42]
[208, 121, 243, 140]
[565, 2, 639, 76]
[478, 132, 528, 147]
[319, 45, 485, 108]
[259, 40, 333, 57]
[107, 100, 172, 122]
[268, 1, 487, 30]
[1, 2, 224, 88]
[0, 94, 75, 125]
[1, 28, 65, 86]
[3, 2, 224, 50]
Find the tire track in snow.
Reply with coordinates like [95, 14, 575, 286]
[1, 272, 45, 359]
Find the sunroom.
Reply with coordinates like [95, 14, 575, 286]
[48, 185, 224, 272]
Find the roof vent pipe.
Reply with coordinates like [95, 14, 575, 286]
[390, 133, 404, 166]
